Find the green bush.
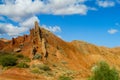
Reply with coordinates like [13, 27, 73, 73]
[59, 75, 72, 80]
[32, 54, 42, 60]
[32, 64, 51, 71]
[17, 62, 29, 68]
[16, 54, 24, 58]
[39, 64, 51, 71]
[31, 68, 40, 74]
[0, 55, 17, 67]
[88, 61, 119, 80]
[23, 57, 31, 62]
[31, 68, 43, 74]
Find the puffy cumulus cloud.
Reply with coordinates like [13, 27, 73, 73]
[47, 0, 89, 15]
[0, 0, 44, 21]
[42, 25, 61, 33]
[108, 29, 118, 34]
[0, 23, 26, 36]
[20, 16, 40, 29]
[0, 15, 62, 37]
[96, 0, 115, 8]
[52, 4, 88, 15]
[0, 16, 39, 37]
[0, 0, 95, 21]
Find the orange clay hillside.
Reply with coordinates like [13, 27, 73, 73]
[0, 21, 120, 80]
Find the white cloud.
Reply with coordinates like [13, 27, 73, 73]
[108, 29, 118, 34]
[42, 25, 61, 33]
[20, 16, 39, 29]
[0, 0, 44, 21]
[0, 15, 61, 37]
[96, 0, 115, 8]
[57, 35, 62, 38]
[0, 23, 25, 36]
[47, 0, 89, 15]
[0, 0, 95, 22]
[0, 16, 40, 37]
[53, 4, 88, 15]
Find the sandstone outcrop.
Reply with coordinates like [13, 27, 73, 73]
[6, 21, 48, 60]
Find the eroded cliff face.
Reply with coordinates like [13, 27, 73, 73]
[8, 21, 49, 60]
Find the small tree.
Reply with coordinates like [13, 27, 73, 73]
[88, 61, 119, 80]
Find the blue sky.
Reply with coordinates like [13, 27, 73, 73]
[0, 0, 120, 47]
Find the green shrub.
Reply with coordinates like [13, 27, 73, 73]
[88, 61, 119, 80]
[33, 54, 42, 60]
[0, 55, 17, 67]
[39, 64, 51, 71]
[30, 64, 51, 75]
[31, 67, 44, 74]
[32, 64, 51, 71]
[23, 57, 31, 62]
[31, 68, 40, 74]
[59, 75, 72, 80]
[16, 54, 24, 58]
[17, 62, 29, 68]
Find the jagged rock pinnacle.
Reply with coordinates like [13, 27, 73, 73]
[33, 21, 42, 43]
[35, 21, 39, 31]
[11, 38, 15, 45]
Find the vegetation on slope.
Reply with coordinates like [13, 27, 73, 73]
[88, 61, 119, 80]
[58, 75, 72, 80]
[0, 54, 17, 67]
[0, 52, 30, 68]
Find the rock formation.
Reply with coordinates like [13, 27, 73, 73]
[11, 38, 15, 45]
[29, 21, 48, 60]
[34, 21, 42, 42]
[41, 38, 47, 59]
